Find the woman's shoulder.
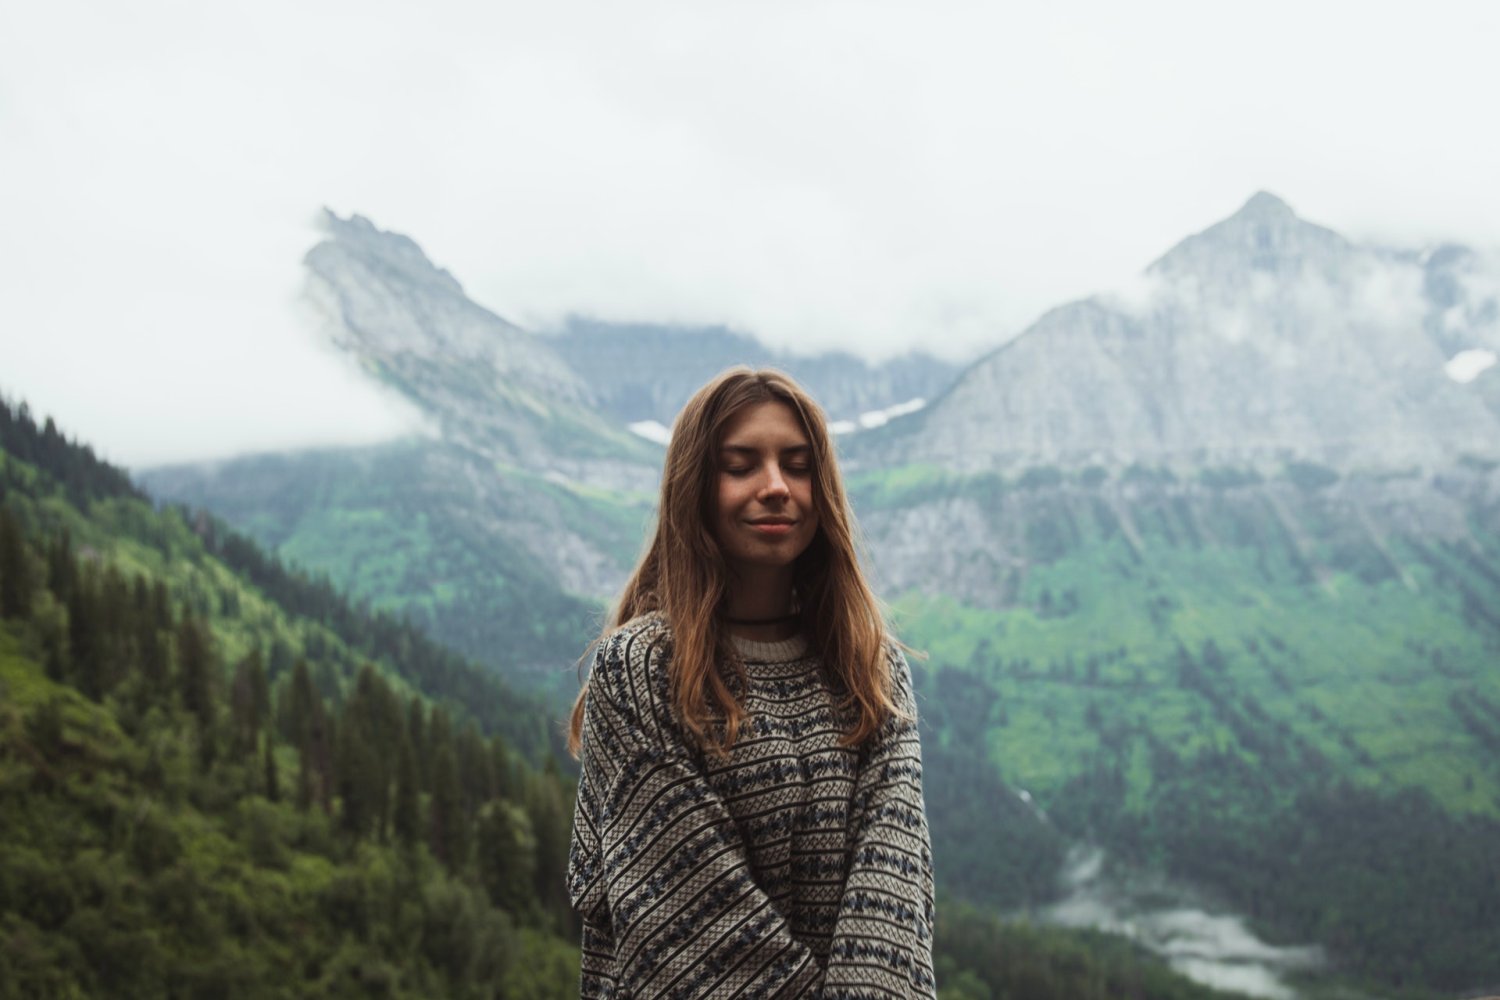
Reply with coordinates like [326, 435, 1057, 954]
[590, 613, 673, 697]
[880, 635, 919, 709]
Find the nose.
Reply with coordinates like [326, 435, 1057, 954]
[760, 463, 791, 500]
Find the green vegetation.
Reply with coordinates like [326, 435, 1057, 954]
[0, 399, 581, 998]
[877, 470, 1500, 994]
[0, 398, 1278, 1000]
[138, 442, 631, 687]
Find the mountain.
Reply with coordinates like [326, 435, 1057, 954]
[864, 192, 1500, 472]
[142, 212, 960, 676]
[139, 441, 638, 675]
[839, 194, 1500, 994]
[0, 397, 585, 997]
[144, 213, 664, 680]
[304, 210, 660, 490]
[546, 317, 959, 431]
[135, 198, 1500, 995]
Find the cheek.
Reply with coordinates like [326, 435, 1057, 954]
[715, 478, 746, 527]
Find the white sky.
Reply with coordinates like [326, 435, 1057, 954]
[2, 0, 1498, 467]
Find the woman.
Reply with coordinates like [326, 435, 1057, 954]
[567, 368, 936, 999]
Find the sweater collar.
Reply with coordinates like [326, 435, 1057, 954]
[730, 632, 810, 663]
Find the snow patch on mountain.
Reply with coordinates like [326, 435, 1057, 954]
[628, 420, 673, 445]
[830, 397, 926, 435]
[1445, 349, 1498, 383]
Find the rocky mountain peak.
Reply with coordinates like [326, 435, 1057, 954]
[1236, 190, 1296, 221]
[1149, 190, 1351, 281]
[865, 192, 1500, 474]
[317, 209, 466, 300]
[300, 211, 659, 486]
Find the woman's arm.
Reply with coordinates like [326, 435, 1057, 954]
[820, 647, 937, 999]
[568, 624, 825, 999]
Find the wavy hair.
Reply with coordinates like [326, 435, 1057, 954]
[568, 367, 897, 756]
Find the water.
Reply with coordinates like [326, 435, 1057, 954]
[1038, 846, 1325, 999]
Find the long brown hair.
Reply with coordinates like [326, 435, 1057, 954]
[567, 367, 898, 756]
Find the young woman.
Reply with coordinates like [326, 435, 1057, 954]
[567, 368, 936, 999]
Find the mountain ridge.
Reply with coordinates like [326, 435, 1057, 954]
[859, 192, 1500, 474]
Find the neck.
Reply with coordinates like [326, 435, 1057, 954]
[723, 564, 798, 641]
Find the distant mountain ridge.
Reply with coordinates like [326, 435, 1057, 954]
[864, 192, 1500, 473]
[546, 317, 959, 431]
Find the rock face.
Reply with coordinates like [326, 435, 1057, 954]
[867, 192, 1500, 473]
[547, 318, 958, 429]
[304, 211, 660, 492]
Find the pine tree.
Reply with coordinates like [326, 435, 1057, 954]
[45, 528, 76, 605]
[406, 696, 428, 791]
[0, 506, 33, 619]
[262, 732, 280, 803]
[176, 613, 216, 769]
[67, 572, 102, 699]
[428, 708, 467, 870]
[476, 801, 537, 913]
[230, 649, 268, 758]
[283, 659, 317, 748]
[336, 714, 373, 838]
[393, 736, 420, 851]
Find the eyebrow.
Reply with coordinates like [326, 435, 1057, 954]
[719, 444, 812, 456]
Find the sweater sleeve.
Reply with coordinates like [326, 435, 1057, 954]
[567, 624, 826, 999]
[820, 646, 937, 999]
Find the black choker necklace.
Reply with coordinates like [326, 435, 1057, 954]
[724, 612, 800, 626]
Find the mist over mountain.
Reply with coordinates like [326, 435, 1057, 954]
[865, 192, 1500, 474]
[304, 210, 659, 492]
[546, 317, 959, 430]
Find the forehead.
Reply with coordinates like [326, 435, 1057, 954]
[719, 400, 809, 447]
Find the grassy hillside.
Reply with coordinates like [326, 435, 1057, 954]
[859, 465, 1500, 994]
[138, 440, 651, 691]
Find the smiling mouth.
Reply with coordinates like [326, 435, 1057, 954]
[747, 519, 796, 533]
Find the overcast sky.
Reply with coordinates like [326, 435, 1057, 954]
[3, 0, 1498, 467]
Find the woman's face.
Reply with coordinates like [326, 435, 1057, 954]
[713, 400, 820, 577]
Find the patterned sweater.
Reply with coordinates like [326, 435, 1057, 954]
[566, 615, 936, 999]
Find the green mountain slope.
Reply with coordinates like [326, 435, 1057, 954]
[140, 440, 650, 691]
[0, 399, 582, 997]
[857, 465, 1500, 994]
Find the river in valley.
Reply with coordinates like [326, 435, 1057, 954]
[1035, 846, 1327, 999]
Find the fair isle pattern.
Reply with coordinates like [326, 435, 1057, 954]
[567, 615, 937, 998]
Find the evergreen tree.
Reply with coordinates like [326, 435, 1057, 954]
[230, 649, 269, 758]
[45, 527, 76, 605]
[428, 708, 467, 870]
[476, 801, 537, 913]
[0, 505, 33, 619]
[406, 695, 428, 790]
[176, 612, 216, 768]
[134, 576, 169, 699]
[66, 571, 102, 699]
[262, 732, 280, 803]
[283, 659, 317, 749]
[336, 712, 375, 838]
[393, 736, 420, 851]
[524, 760, 573, 926]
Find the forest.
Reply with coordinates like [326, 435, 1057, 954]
[1, 397, 1255, 998]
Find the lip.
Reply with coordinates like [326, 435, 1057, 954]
[746, 519, 797, 535]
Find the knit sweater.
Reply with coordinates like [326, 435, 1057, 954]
[567, 614, 936, 999]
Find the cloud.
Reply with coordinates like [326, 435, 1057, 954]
[2, 0, 1499, 463]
